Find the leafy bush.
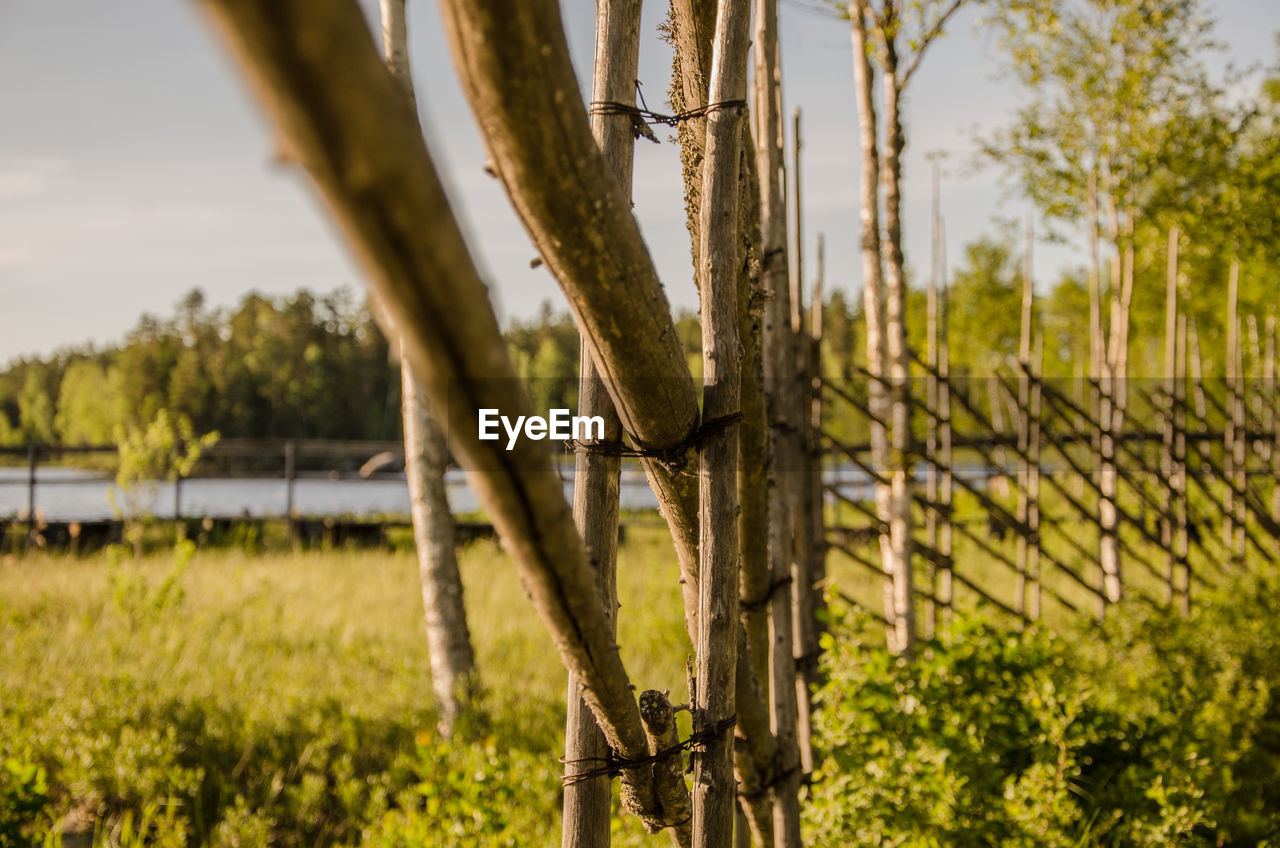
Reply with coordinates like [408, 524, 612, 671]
[804, 573, 1280, 847]
[0, 756, 52, 848]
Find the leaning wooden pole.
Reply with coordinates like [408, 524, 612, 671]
[693, 1, 752, 844]
[195, 0, 686, 831]
[564, 0, 644, 843]
[380, 0, 476, 737]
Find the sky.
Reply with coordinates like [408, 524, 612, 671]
[0, 0, 1276, 366]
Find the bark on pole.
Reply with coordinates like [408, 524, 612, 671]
[1015, 213, 1038, 622]
[436, 0, 705, 634]
[847, 0, 894, 647]
[193, 0, 675, 827]
[753, 0, 803, 842]
[878, 13, 918, 657]
[380, 0, 475, 737]
[668, 4, 782, 840]
[1161, 227, 1179, 606]
[693, 0, 752, 844]
[563, 0, 643, 843]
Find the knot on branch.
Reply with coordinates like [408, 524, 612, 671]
[569, 412, 743, 470]
[740, 574, 793, 613]
[559, 714, 737, 786]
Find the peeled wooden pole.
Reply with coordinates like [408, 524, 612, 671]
[692, 1, 752, 844]
[563, 0, 644, 843]
[380, 0, 475, 737]
[194, 0, 678, 828]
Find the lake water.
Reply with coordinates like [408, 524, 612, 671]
[0, 464, 992, 522]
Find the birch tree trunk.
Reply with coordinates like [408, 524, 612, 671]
[848, 0, 895, 648]
[380, 0, 475, 736]
[694, 1, 752, 843]
[563, 0, 641, 843]
[877, 15, 917, 655]
[194, 0, 688, 830]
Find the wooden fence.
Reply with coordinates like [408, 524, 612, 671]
[819, 259, 1278, 643]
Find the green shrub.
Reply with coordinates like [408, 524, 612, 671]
[0, 756, 53, 848]
[804, 574, 1280, 848]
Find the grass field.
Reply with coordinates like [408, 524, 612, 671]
[0, 528, 691, 847]
[4, 520, 1279, 847]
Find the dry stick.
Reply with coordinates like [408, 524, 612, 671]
[693, 1, 752, 844]
[1175, 314, 1191, 614]
[1159, 376, 1280, 552]
[1142, 382, 1272, 564]
[1268, 316, 1280, 560]
[379, 0, 476, 738]
[909, 355, 1128, 597]
[797, 236, 824, 778]
[924, 161, 941, 637]
[1015, 213, 1034, 623]
[1026, 334, 1044, 621]
[1028, 378, 1219, 588]
[1224, 261, 1242, 567]
[193, 0, 666, 827]
[938, 231, 954, 627]
[565, 0, 648, 843]
[828, 407, 1107, 605]
[1160, 227, 1178, 608]
[1230, 266, 1247, 567]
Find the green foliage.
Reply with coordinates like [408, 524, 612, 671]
[805, 577, 1280, 847]
[0, 529, 689, 847]
[54, 360, 123, 446]
[361, 734, 559, 848]
[110, 411, 218, 555]
[0, 757, 52, 848]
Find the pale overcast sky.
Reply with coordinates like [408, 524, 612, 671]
[0, 0, 1276, 365]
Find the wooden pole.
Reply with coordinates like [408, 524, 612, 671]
[693, 0, 751, 842]
[1268, 315, 1279, 559]
[26, 442, 37, 542]
[938, 224, 954, 627]
[1015, 212, 1034, 623]
[1026, 334, 1043, 621]
[1224, 260, 1243, 568]
[284, 439, 297, 542]
[563, 0, 642, 840]
[1175, 314, 1190, 615]
[747, 0, 798, 840]
[924, 161, 941, 637]
[753, 0, 803, 840]
[1161, 227, 1178, 605]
